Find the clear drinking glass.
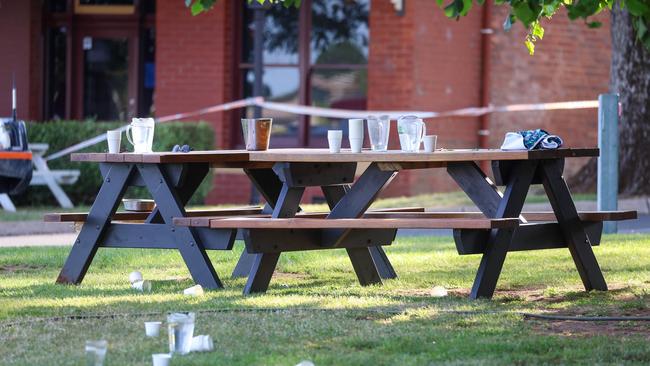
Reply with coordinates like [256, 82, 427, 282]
[168, 312, 196, 355]
[367, 115, 390, 151]
[85, 340, 108, 366]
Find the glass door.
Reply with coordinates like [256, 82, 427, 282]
[74, 30, 138, 121]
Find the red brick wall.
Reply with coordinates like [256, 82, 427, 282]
[485, 7, 611, 178]
[0, 0, 40, 120]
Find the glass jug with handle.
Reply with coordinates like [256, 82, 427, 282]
[397, 115, 426, 152]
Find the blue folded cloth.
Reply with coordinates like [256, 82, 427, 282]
[501, 129, 563, 150]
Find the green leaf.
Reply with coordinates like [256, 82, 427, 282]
[513, 1, 537, 26]
[586, 20, 602, 28]
[190, 1, 204, 15]
[436, 0, 445, 6]
[626, 0, 650, 17]
[532, 22, 545, 39]
[476, 0, 485, 5]
[525, 38, 535, 55]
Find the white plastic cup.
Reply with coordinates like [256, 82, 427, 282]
[190, 335, 214, 352]
[348, 119, 364, 153]
[349, 138, 363, 153]
[152, 353, 171, 366]
[183, 284, 204, 296]
[129, 271, 143, 284]
[132, 280, 152, 292]
[145, 321, 162, 337]
[423, 135, 437, 153]
[107, 130, 122, 154]
[327, 130, 342, 153]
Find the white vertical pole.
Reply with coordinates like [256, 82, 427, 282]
[597, 94, 619, 234]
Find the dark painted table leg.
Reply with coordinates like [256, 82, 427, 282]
[322, 184, 397, 280]
[57, 164, 134, 284]
[243, 183, 305, 294]
[540, 159, 607, 291]
[138, 164, 223, 289]
[231, 168, 286, 278]
[448, 161, 537, 299]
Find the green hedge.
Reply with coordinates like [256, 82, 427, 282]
[13, 120, 214, 207]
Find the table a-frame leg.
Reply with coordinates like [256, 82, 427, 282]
[138, 164, 223, 289]
[448, 161, 537, 299]
[243, 183, 305, 294]
[321, 184, 398, 280]
[57, 164, 134, 284]
[231, 168, 286, 278]
[540, 159, 607, 291]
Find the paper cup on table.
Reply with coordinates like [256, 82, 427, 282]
[132, 280, 152, 292]
[183, 284, 204, 296]
[145, 321, 162, 337]
[327, 130, 342, 153]
[152, 353, 171, 366]
[348, 119, 364, 153]
[107, 130, 122, 153]
[423, 135, 437, 153]
[129, 271, 143, 284]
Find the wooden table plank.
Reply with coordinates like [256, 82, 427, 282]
[206, 217, 520, 229]
[71, 148, 599, 164]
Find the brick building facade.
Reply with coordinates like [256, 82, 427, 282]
[0, 0, 610, 204]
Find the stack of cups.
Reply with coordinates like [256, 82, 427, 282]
[348, 119, 364, 153]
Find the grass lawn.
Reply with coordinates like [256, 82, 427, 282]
[1, 234, 649, 365]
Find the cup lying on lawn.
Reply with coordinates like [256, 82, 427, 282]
[183, 284, 204, 296]
[126, 118, 155, 153]
[132, 280, 152, 292]
[106, 130, 121, 153]
[190, 335, 215, 352]
[168, 312, 196, 355]
[348, 119, 364, 153]
[367, 115, 390, 152]
[129, 271, 143, 284]
[85, 340, 108, 366]
[152, 353, 171, 366]
[145, 321, 162, 337]
[423, 135, 437, 153]
[397, 115, 426, 152]
[241, 118, 273, 151]
[327, 130, 342, 153]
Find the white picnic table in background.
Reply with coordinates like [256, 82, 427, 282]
[0, 143, 79, 212]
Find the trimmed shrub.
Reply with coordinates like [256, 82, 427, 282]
[13, 120, 214, 207]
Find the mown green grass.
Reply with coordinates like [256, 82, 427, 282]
[1, 234, 649, 365]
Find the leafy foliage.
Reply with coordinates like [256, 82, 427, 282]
[436, 0, 650, 54]
[14, 121, 214, 206]
[186, 0, 301, 15]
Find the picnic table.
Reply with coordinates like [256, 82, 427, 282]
[47, 148, 636, 299]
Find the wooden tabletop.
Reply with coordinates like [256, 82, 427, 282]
[71, 148, 598, 164]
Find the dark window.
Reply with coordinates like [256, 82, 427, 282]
[45, 27, 67, 120]
[239, 0, 369, 147]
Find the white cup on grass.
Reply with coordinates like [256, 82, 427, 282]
[144, 321, 162, 337]
[152, 353, 171, 366]
[348, 119, 364, 153]
[327, 130, 342, 153]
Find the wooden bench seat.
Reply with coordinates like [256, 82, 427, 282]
[173, 210, 637, 228]
[43, 206, 426, 223]
[175, 215, 520, 230]
[43, 206, 265, 223]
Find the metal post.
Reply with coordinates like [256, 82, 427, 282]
[597, 94, 619, 234]
[249, 4, 265, 205]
